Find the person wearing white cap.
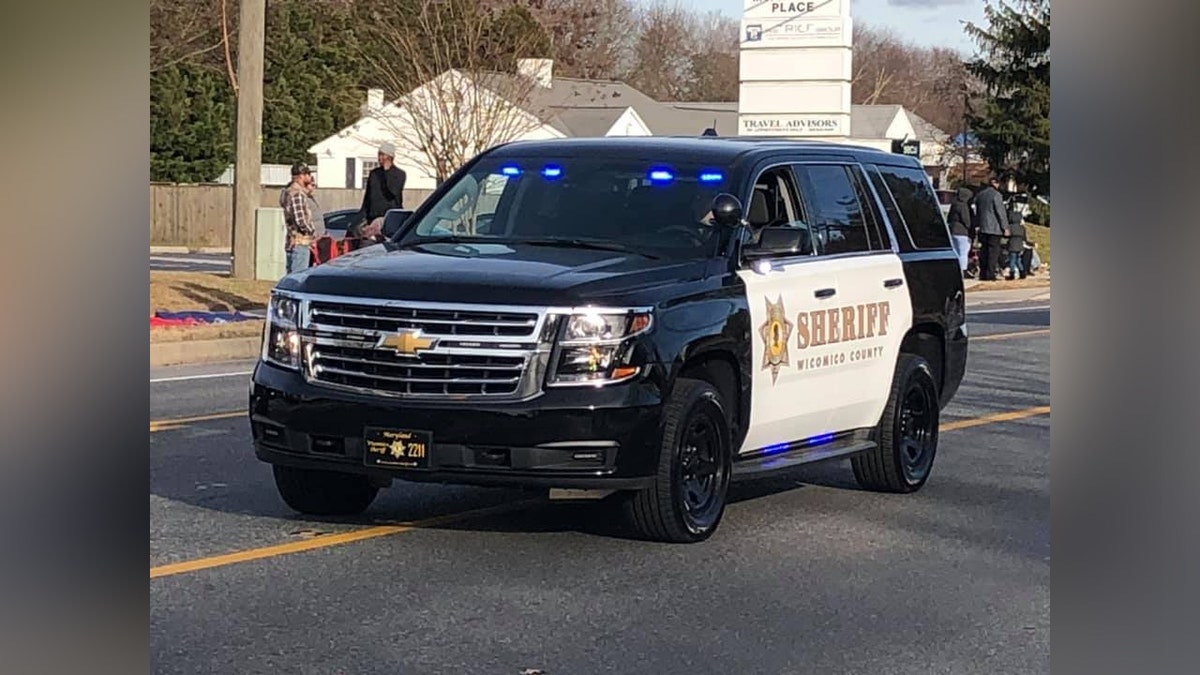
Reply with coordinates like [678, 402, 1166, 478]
[354, 141, 406, 240]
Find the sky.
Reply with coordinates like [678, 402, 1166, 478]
[671, 0, 988, 56]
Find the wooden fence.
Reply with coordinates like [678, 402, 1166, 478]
[150, 183, 434, 249]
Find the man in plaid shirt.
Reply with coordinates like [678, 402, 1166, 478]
[282, 163, 317, 273]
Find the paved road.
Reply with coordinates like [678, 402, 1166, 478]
[150, 304, 1050, 674]
[150, 253, 231, 273]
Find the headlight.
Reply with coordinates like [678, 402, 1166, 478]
[549, 310, 651, 386]
[262, 292, 301, 370]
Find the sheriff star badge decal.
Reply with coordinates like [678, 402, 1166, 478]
[758, 295, 793, 384]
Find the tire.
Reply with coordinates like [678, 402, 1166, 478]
[624, 378, 733, 543]
[852, 353, 940, 493]
[273, 465, 379, 516]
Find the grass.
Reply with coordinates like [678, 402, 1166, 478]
[150, 321, 265, 344]
[150, 271, 275, 315]
[1025, 223, 1050, 266]
[150, 271, 274, 343]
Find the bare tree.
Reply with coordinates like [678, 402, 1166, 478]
[150, 0, 224, 71]
[358, 1, 554, 184]
[518, 0, 637, 80]
[625, 1, 699, 101]
[688, 11, 740, 102]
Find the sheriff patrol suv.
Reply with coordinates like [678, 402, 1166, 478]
[250, 137, 967, 543]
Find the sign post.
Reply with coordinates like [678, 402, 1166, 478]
[738, 0, 853, 139]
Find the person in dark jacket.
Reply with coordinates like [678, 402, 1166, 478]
[973, 177, 1009, 280]
[355, 142, 407, 239]
[947, 187, 974, 277]
[1005, 208, 1027, 280]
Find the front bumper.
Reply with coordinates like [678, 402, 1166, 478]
[249, 361, 666, 490]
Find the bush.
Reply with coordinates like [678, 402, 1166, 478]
[1028, 199, 1050, 227]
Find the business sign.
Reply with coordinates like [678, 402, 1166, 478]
[743, 0, 847, 20]
[739, 0, 852, 140]
[742, 18, 848, 48]
[740, 114, 849, 137]
[892, 139, 921, 157]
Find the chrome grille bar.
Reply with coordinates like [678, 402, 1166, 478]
[295, 294, 554, 400]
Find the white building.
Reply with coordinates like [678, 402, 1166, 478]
[308, 59, 954, 192]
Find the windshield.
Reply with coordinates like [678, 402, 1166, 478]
[398, 156, 733, 259]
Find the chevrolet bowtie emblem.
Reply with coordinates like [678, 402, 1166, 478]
[377, 330, 436, 356]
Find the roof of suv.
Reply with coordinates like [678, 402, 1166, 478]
[486, 136, 920, 169]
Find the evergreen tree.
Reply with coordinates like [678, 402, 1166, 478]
[964, 0, 1050, 195]
[150, 62, 235, 183]
[262, 0, 368, 166]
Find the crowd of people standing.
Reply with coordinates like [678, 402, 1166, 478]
[946, 176, 1035, 281]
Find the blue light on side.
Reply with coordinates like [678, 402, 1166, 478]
[762, 442, 790, 456]
[648, 168, 674, 183]
[698, 171, 724, 183]
[807, 433, 836, 446]
[500, 165, 522, 176]
[541, 164, 563, 179]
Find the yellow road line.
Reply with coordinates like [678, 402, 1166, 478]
[150, 406, 1049, 580]
[941, 405, 1050, 432]
[975, 328, 1050, 341]
[150, 500, 539, 579]
[150, 411, 244, 433]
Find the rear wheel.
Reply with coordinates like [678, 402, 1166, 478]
[624, 379, 732, 543]
[273, 465, 379, 516]
[853, 354, 940, 493]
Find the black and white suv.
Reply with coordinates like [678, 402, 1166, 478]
[250, 137, 968, 543]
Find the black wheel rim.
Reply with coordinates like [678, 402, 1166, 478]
[898, 379, 937, 484]
[677, 403, 728, 533]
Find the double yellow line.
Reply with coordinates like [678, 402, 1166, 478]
[149, 404, 1050, 580]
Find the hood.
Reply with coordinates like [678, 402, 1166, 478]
[955, 187, 974, 203]
[277, 240, 711, 306]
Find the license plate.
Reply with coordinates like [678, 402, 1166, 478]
[362, 428, 432, 469]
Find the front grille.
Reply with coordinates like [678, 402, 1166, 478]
[311, 344, 526, 396]
[308, 300, 538, 338]
[300, 296, 550, 400]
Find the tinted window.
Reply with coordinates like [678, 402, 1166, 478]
[795, 165, 872, 256]
[401, 157, 729, 260]
[877, 165, 952, 250]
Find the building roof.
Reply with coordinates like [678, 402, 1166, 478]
[313, 63, 952, 155]
[907, 110, 951, 143]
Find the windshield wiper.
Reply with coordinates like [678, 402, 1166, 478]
[517, 238, 661, 260]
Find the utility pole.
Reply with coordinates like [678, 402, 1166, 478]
[231, 0, 266, 280]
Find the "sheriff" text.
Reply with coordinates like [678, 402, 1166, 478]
[796, 301, 890, 349]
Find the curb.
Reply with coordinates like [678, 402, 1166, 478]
[151, 337, 261, 368]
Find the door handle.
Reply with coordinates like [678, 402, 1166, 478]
[883, 278, 905, 289]
[814, 288, 837, 299]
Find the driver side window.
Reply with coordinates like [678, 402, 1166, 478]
[742, 166, 814, 256]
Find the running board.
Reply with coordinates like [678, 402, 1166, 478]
[733, 432, 875, 477]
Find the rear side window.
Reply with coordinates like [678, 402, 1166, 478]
[794, 164, 872, 256]
[875, 165, 952, 250]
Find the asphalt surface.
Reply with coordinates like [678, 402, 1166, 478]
[150, 302, 1050, 674]
[150, 253, 231, 273]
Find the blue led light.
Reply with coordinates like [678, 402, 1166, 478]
[500, 165, 522, 176]
[698, 171, 724, 183]
[762, 442, 790, 456]
[807, 433, 836, 446]
[541, 164, 563, 178]
[648, 168, 674, 183]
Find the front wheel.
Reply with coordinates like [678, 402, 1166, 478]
[624, 379, 733, 543]
[852, 353, 940, 493]
[273, 465, 379, 516]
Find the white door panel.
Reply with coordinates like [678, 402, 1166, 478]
[737, 258, 845, 454]
[819, 253, 914, 433]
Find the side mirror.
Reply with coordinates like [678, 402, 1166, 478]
[710, 193, 743, 228]
[744, 227, 811, 259]
[382, 209, 413, 238]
